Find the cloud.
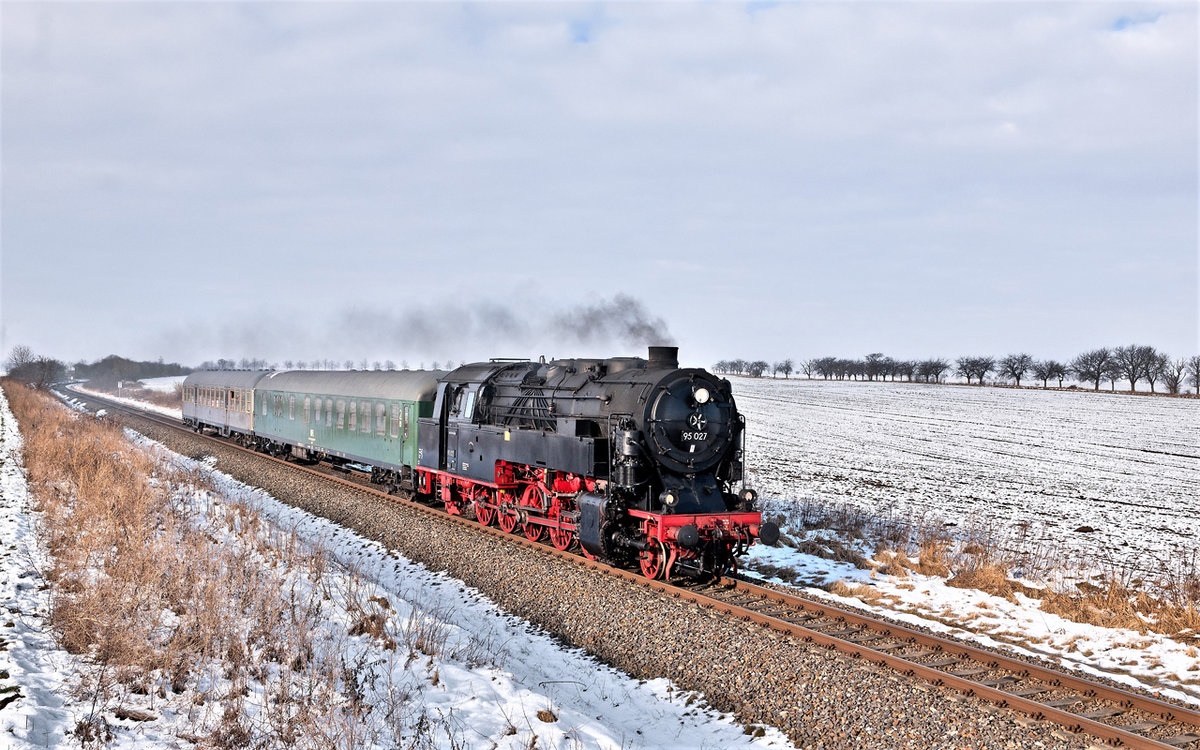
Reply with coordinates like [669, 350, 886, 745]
[2, 2, 1195, 365]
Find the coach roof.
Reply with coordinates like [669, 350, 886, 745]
[257, 370, 444, 402]
[183, 370, 273, 389]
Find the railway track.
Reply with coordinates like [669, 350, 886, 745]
[65, 386, 1200, 749]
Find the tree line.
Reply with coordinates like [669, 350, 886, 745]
[715, 346, 1200, 395]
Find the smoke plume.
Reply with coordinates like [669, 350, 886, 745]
[153, 293, 675, 367]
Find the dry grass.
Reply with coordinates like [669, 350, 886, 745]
[4, 381, 474, 747]
[771, 495, 1200, 639]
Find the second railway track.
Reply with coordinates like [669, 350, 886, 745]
[67, 387, 1200, 749]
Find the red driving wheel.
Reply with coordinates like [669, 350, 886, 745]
[639, 540, 668, 580]
[497, 491, 519, 534]
[520, 484, 547, 542]
[546, 500, 573, 551]
[472, 486, 495, 526]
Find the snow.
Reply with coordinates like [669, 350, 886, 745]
[147, 440, 792, 749]
[137, 376, 187, 393]
[64, 383, 182, 419]
[0, 389, 74, 746]
[736, 377, 1199, 576]
[0, 389, 795, 749]
[741, 541, 1200, 707]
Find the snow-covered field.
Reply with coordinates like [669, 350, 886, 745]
[65, 383, 182, 419]
[0, 388, 793, 749]
[138, 375, 187, 393]
[736, 378, 1199, 574]
[733, 377, 1200, 706]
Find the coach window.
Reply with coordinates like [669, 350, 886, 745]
[325, 398, 333, 427]
[336, 400, 346, 429]
[289, 396, 295, 420]
[390, 403, 400, 438]
[375, 402, 386, 436]
[304, 397, 311, 424]
[403, 405, 410, 439]
[360, 401, 371, 434]
[348, 401, 357, 431]
[263, 396, 268, 416]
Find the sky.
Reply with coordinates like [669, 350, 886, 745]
[1, 2, 1197, 370]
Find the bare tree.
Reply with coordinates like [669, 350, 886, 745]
[748, 360, 769, 377]
[1103, 357, 1122, 392]
[1161, 358, 1186, 394]
[5, 347, 65, 389]
[864, 353, 886, 381]
[998, 353, 1034, 387]
[801, 359, 816, 379]
[384, 360, 396, 371]
[1031, 360, 1054, 388]
[955, 357, 974, 385]
[1070, 348, 1111, 391]
[1112, 344, 1155, 392]
[1187, 355, 1200, 396]
[4, 344, 34, 374]
[1145, 351, 1168, 394]
[774, 358, 794, 378]
[1047, 360, 1068, 388]
[915, 358, 949, 383]
[956, 356, 994, 385]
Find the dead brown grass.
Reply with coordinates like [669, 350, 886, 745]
[778, 495, 1200, 639]
[2, 381, 382, 744]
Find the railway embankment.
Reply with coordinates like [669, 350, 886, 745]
[109, 399, 1097, 749]
[2, 383, 794, 749]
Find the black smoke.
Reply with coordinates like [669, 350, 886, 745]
[549, 294, 675, 347]
[152, 293, 675, 366]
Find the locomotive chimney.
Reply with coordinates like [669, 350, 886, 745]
[647, 346, 679, 369]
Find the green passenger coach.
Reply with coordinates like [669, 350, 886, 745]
[254, 370, 442, 485]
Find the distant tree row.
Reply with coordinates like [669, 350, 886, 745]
[715, 346, 1200, 395]
[74, 354, 189, 388]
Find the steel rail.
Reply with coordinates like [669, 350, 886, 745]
[68, 388, 1200, 749]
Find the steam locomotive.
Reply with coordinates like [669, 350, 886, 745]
[182, 346, 777, 580]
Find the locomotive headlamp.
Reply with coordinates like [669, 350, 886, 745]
[693, 387, 711, 405]
[660, 490, 679, 509]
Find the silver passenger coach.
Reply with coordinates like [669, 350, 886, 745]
[181, 370, 272, 437]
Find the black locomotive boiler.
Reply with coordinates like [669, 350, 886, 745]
[416, 346, 778, 579]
